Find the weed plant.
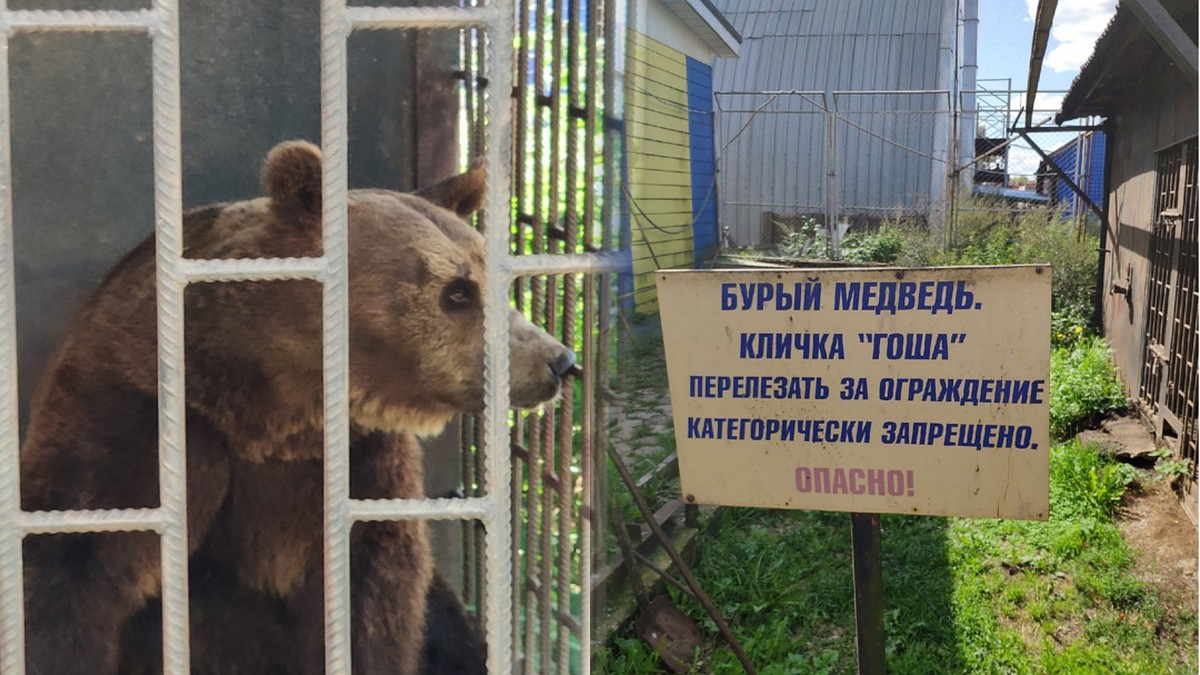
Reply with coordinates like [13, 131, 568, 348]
[771, 201, 1101, 333]
[1049, 336, 1129, 440]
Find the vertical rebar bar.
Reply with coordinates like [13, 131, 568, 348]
[0, 5, 26, 671]
[149, 0, 190, 670]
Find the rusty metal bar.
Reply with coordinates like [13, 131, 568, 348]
[851, 513, 887, 675]
[606, 443, 758, 675]
[1016, 130, 1105, 223]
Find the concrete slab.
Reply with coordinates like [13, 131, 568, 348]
[1077, 414, 1159, 461]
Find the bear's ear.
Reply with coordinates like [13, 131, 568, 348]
[413, 158, 487, 217]
[262, 141, 323, 230]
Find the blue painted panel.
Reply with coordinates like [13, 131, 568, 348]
[687, 56, 719, 266]
[617, 120, 635, 315]
[1046, 131, 1106, 219]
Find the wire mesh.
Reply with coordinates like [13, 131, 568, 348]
[714, 85, 1107, 251]
[714, 89, 954, 248]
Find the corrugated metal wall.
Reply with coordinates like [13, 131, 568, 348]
[1046, 131, 1106, 221]
[710, 0, 958, 247]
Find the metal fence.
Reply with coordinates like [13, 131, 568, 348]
[468, 0, 620, 671]
[962, 83, 1106, 233]
[0, 2, 620, 674]
[715, 89, 953, 248]
[714, 84, 1104, 250]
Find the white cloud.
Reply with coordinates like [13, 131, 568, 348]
[1024, 0, 1118, 74]
[1011, 92, 1067, 122]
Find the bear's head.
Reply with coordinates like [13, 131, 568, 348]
[259, 141, 576, 437]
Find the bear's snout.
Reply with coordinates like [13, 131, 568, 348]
[507, 310, 575, 410]
[549, 350, 580, 379]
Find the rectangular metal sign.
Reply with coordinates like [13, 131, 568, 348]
[657, 266, 1051, 520]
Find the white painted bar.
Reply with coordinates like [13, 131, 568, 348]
[319, 0, 354, 670]
[18, 508, 166, 535]
[0, 3, 27, 669]
[5, 9, 155, 33]
[347, 497, 491, 522]
[347, 5, 502, 30]
[479, 11, 518, 671]
[180, 257, 326, 283]
[506, 251, 627, 277]
[148, 0, 190, 669]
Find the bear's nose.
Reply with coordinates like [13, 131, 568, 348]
[549, 350, 581, 379]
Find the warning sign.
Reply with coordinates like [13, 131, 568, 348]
[657, 266, 1051, 520]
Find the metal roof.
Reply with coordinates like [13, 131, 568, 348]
[710, 0, 952, 93]
[659, 0, 743, 58]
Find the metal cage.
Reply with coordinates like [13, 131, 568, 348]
[0, 1, 622, 673]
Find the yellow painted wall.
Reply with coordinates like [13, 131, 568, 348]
[625, 31, 694, 313]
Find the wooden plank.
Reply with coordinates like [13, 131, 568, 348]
[627, 137, 694, 162]
[627, 31, 688, 67]
[629, 210, 693, 229]
[627, 153, 692, 174]
[625, 121, 692, 146]
[625, 62, 689, 99]
[1125, 0, 1198, 86]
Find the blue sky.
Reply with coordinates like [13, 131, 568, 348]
[974, 0, 1118, 174]
[977, 0, 1118, 102]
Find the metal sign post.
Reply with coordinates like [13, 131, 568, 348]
[850, 513, 886, 675]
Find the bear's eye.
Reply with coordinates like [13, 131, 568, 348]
[442, 280, 478, 312]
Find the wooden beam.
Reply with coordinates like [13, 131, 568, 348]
[1124, 0, 1199, 86]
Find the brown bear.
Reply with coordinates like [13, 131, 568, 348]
[20, 141, 574, 674]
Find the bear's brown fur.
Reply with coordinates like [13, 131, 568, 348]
[20, 141, 572, 674]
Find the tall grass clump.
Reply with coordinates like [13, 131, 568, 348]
[1049, 335, 1129, 439]
[1049, 439, 1138, 519]
[827, 202, 1130, 438]
[940, 203, 1098, 327]
[822, 201, 1100, 333]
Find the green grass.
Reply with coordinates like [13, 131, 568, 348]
[596, 441, 1199, 674]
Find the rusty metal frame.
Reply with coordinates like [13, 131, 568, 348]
[1141, 140, 1198, 504]
[472, 0, 617, 672]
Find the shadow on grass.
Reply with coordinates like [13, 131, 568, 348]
[632, 508, 969, 674]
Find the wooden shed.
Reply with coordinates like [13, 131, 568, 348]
[1056, 0, 1198, 522]
[619, 0, 740, 313]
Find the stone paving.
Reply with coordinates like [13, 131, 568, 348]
[607, 386, 675, 465]
[606, 314, 676, 468]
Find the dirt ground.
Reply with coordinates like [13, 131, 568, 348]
[1079, 413, 1197, 639]
[1119, 472, 1198, 623]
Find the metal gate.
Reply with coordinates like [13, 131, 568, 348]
[1140, 139, 1198, 511]
[713, 89, 955, 249]
[0, 1, 621, 673]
